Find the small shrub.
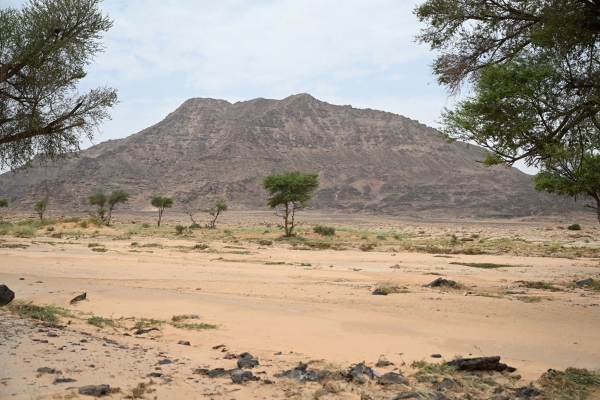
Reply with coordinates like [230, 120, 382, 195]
[87, 216, 104, 226]
[141, 223, 151, 228]
[568, 224, 582, 231]
[313, 225, 335, 236]
[130, 242, 139, 247]
[393, 234, 403, 240]
[14, 226, 35, 238]
[517, 296, 543, 303]
[258, 239, 273, 246]
[376, 235, 387, 240]
[516, 280, 563, 292]
[170, 321, 217, 330]
[175, 225, 186, 235]
[171, 314, 199, 322]
[5, 301, 73, 323]
[91, 247, 107, 252]
[192, 243, 209, 250]
[46, 226, 55, 232]
[62, 217, 81, 223]
[87, 316, 115, 328]
[450, 234, 458, 244]
[132, 318, 166, 330]
[88, 243, 103, 248]
[359, 243, 375, 252]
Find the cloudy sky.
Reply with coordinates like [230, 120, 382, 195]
[7, 0, 535, 173]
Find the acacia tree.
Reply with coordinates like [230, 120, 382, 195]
[262, 171, 319, 237]
[34, 197, 48, 221]
[204, 201, 228, 228]
[0, 0, 118, 171]
[534, 151, 600, 224]
[415, 0, 600, 167]
[150, 196, 173, 227]
[87, 189, 129, 225]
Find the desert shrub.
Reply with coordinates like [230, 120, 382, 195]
[79, 221, 88, 228]
[4, 301, 73, 323]
[87, 216, 104, 226]
[313, 225, 335, 236]
[175, 225, 186, 235]
[376, 235, 387, 240]
[359, 243, 375, 252]
[141, 223, 151, 228]
[87, 316, 115, 328]
[192, 243, 209, 250]
[62, 217, 81, 223]
[450, 234, 458, 244]
[14, 226, 35, 237]
[258, 239, 273, 246]
[568, 224, 582, 231]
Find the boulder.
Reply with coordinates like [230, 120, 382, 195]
[424, 278, 457, 288]
[237, 352, 259, 369]
[70, 293, 87, 304]
[230, 369, 260, 384]
[378, 372, 409, 385]
[0, 284, 15, 306]
[78, 384, 111, 397]
[577, 278, 594, 288]
[447, 356, 503, 371]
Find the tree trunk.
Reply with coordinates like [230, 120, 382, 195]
[284, 202, 290, 236]
[158, 209, 162, 227]
[597, 198, 600, 225]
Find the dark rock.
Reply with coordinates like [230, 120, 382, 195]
[134, 327, 159, 335]
[103, 338, 117, 345]
[274, 351, 282, 355]
[147, 372, 163, 378]
[0, 285, 15, 306]
[37, 367, 61, 374]
[264, 379, 273, 384]
[40, 340, 48, 343]
[393, 392, 449, 399]
[70, 293, 87, 304]
[347, 363, 373, 384]
[375, 359, 394, 367]
[157, 359, 172, 365]
[490, 396, 510, 400]
[19, 278, 24, 280]
[378, 372, 409, 385]
[424, 278, 457, 288]
[78, 384, 111, 397]
[506, 366, 517, 373]
[237, 352, 259, 369]
[230, 369, 260, 384]
[430, 354, 442, 358]
[53, 378, 77, 384]
[178, 340, 190, 346]
[514, 387, 543, 398]
[192, 369, 208, 375]
[47, 332, 58, 337]
[438, 377, 454, 390]
[88, 365, 95, 368]
[207, 368, 232, 378]
[372, 288, 389, 295]
[212, 344, 226, 349]
[577, 278, 594, 288]
[447, 356, 502, 371]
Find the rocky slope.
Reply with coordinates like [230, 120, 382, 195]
[0, 94, 578, 217]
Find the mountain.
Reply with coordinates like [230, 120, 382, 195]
[0, 94, 577, 218]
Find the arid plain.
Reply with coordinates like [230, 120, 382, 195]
[1, 211, 600, 400]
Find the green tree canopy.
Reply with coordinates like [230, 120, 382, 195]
[34, 197, 48, 221]
[0, 198, 7, 208]
[263, 171, 319, 237]
[534, 151, 600, 224]
[87, 189, 128, 224]
[415, 0, 600, 167]
[0, 0, 118, 171]
[204, 201, 228, 228]
[150, 196, 173, 227]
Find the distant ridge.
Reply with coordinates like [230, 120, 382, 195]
[0, 93, 578, 218]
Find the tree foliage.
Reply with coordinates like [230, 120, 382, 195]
[415, 0, 600, 167]
[204, 201, 228, 228]
[0, 198, 7, 208]
[34, 197, 48, 220]
[87, 189, 128, 225]
[0, 0, 118, 170]
[534, 151, 600, 223]
[150, 196, 173, 227]
[263, 171, 319, 237]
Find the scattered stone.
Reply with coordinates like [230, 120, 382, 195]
[577, 278, 594, 288]
[438, 377, 454, 390]
[78, 384, 111, 397]
[134, 328, 159, 335]
[147, 372, 163, 378]
[47, 332, 58, 337]
[104, 338, 117, 345]
[430, 354, 442, 358]
[37, 367, 61, 375]
[264, 379, 273, 384]
[378, 372, 409, 386]
[70, 293, 87, 304]
[447, 356, 515, 372]
[390, 264, 402, 269]
[207, 368, 232, 378]
[514, 387, 543, 398]
[274, 351, 282, 355]
[39, 340, 48, 343]
[88, 365, 95, 368]
[212, 344, 226, 349]
[53, 378, 76, 384]
[277, 364, 319, 382]
[424, 278, 457, 288]
[393, 392, 449, 399]
[19, 278, 24, 280]
[347, 363, 373, 384]
[157, 359, 172, 365]
[237, 352, 259, 369]
[375, 358, 394, 367]
[230, 369, 260, 384]
[178, 340, 190, 346]
[0, 285, 15, 306]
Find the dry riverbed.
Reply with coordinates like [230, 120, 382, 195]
[1, 214, 600, 399]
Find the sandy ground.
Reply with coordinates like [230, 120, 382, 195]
[1, 215, 600, 399]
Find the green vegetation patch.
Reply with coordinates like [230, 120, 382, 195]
[91, 247, 108, 252]
[450, 262, 526, 269]
[517, 296, 543, 303]
[4, 301, 74, 323]
[516, 280, 563, 292]
[313, 225, 335, 236]
[170, 321, 217, 331]
[87, 316, 117, 328]
[0, 243, 29, 249]
[540, 367, 600, 400]
[410, 360, 457, 382]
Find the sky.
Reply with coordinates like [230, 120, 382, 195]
[6, 0, 536, 174]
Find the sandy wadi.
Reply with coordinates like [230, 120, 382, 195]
[1, 215, 600, 399]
